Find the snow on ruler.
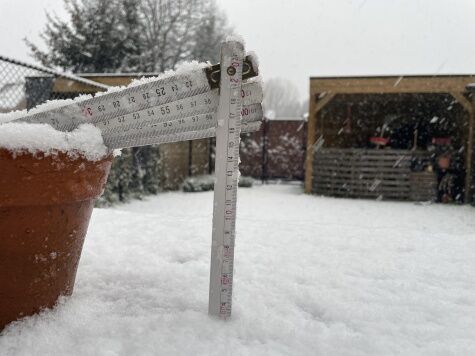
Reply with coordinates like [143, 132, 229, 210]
[7, 56, 262, 150]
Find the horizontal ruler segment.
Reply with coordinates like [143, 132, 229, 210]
[110, 120, 261, 149]
[14, 79, 262, 149]
[15, 57, 259, 133]
[103, 103, 262, 148]
[95, 82, 262, 136]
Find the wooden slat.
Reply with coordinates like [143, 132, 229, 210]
[312, 148, 434, 201]
[314, 182, 410, 191]
[317, 148, 415, 154]
[314, 176, 411, 186]
[314, 162, 411, 170]
[315, 166, 410, 173]
[314, 155, 412, 162]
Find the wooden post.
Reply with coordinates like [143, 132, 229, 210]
[304, 91, 317, 193]
[451, 91, 474, 204]
[466, 94, 475, 203]
[304, 91, 335, 193]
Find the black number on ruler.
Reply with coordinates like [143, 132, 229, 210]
[176, 104, 183, 110]
[185, 80, 193, 88]
[156, 87, 166, 96]
[147, 109, 155, 116]
[98, 104, 106, 112]
[113, 101, 120, 108]
[142, 92, 150, 100]
[160, 106, 170, 115]
[171, 84, 179, 92]
[133, 113, 140, 120]
[204, 98, 211, 105]
[128, 97, 135, 103]
[117, 116, 125, 123]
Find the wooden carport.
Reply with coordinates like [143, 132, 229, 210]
[305, 75, 475, 203]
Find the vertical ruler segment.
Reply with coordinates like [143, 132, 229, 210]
[208, 41, 244, 319]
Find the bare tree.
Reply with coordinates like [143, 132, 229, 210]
[26, 0, 230, 73]
[263, 78, 302, 118]
[139, 0, 229, 72]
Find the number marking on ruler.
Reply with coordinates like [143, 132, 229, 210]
[103, 103, 262, 149]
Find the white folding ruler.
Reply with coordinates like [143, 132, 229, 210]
[208, 41, 244, 319]
[14, 54, 262, 149]
[8, 40, 259, 319]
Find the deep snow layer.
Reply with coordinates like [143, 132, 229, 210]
[1, 184, 474, 356]
[0, 123, 108, 160]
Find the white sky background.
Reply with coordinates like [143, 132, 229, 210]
[2, 0, 475, 99]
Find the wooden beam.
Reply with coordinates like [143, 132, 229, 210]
[52, 76, 137, 93]
[450, 92, 473, 115]
[465, 95, 475, 203]
[315, 93, 336, 113]
[311, 76, 475, 95]
[304, 92, 335, 193]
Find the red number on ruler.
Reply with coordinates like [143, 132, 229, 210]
[82, 107, 93, 117]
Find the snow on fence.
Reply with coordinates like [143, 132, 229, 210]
[0, 55, 107, 113]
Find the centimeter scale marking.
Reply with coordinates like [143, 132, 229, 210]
[99, 82, 261, 136]
[208, 41, 244, 319]
[101, 84, 262, 148]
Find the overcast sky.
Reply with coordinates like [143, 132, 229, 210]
[2, 0, 475, 99]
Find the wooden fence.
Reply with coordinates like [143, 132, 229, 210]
[313, 148, 436, 201]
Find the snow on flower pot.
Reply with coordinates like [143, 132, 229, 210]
[0, 123, 112, 330]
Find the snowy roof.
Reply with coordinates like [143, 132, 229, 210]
[310, 74, 475, 97]
[310, 73, 475, 79]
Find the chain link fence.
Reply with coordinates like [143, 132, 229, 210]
[0, 55, 108, 113]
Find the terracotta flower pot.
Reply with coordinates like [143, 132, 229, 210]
[0, 149, 112, 330]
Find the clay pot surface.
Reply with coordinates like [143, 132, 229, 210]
[0, 149, 112, 330]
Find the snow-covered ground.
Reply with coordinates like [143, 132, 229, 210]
[1, 184, 474, 356]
